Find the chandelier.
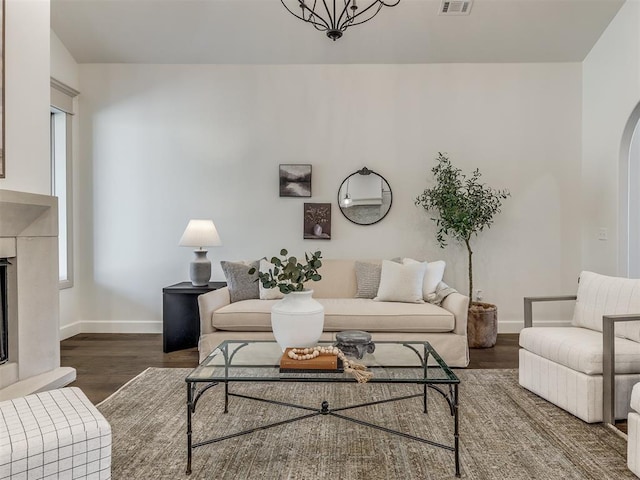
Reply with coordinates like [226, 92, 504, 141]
[280, 0, 401, 41]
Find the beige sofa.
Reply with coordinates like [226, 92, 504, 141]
[198, 259, 470, 366]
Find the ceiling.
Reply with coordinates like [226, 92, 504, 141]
[50, 0, 625, 64]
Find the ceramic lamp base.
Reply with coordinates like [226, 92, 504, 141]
[190, 250, 211, 286]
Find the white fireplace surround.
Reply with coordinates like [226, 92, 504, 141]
[0, 189, 75, 400]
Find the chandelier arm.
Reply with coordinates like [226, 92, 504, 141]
[335, 0, 355, 28]
[281, 0, 401, 39]
[312, 21, 328, 32]
[341, 1, 384, 28]
[280, 0, 331, 31]
[319, 0, 337, 31]
[308, 0, 333, 30]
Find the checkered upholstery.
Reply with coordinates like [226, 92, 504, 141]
[0, 387, 111, 479]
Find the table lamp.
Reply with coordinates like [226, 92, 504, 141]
[179, 219, 222, 286]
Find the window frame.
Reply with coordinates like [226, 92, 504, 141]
[50, 78, 79, 290]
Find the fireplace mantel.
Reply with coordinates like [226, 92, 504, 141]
[0, 189, 75, 400]
[0, 189, 57, 238]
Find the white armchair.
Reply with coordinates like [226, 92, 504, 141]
[519, 271, 640, 424]
[629, 383, 640, 476]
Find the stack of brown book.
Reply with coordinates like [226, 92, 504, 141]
[279, 348, 344, 373]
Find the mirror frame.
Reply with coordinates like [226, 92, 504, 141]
[337, 167, 392, 226]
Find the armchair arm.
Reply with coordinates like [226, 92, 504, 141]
[523, 295, 577, 328]
[197, 287, 230, 336]
[602, 314, 640, 425]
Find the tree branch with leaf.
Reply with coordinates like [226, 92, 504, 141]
[415, 153, 510, 301]
[248, 249, 323, 294]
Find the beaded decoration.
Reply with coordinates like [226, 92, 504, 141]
[288, 345, 373, 383]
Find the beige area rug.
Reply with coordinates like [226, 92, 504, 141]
[97, 368, 632, 479]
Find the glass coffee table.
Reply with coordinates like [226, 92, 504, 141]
[185, 340, 461, 477]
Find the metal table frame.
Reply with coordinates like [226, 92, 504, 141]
[185, 340, 460, 477]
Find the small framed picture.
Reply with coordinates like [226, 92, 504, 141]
[280, 164, 312, 197]
[304, 203, 331, 240]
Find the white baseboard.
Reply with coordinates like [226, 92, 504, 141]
[60, 320, 162, 336]
[77, 320, 162, 334]
[60, 322, 82, 340]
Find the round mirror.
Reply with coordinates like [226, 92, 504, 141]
[337, 167, 392, 225]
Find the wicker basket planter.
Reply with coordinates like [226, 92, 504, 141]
[467, 301, 498, 348]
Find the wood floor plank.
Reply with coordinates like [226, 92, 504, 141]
[60, 333, 520, 404]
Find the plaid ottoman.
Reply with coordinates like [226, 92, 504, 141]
[0, 387, 111, 479]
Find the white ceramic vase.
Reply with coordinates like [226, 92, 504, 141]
[271, 289, 324, 351]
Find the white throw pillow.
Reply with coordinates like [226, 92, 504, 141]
[375, 260, 427, 303]
[402, 258, 446, 298]
[258, 259, 285, 300]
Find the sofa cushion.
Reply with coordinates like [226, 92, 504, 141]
[321, 299, 454, 332]
[402, 258, 446, 297]
[519, 326, 640, 375]
[307, 259, 358, 299]
[220, 260, 259, 303]
[572, 271, 640, 342]
[212, 299, 277, 331]
[212, 298, 455, 333]
[354, 261, 381, 299]
[375, 260, 426, 304]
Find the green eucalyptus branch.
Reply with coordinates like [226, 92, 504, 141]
[415, 152, 510, 298]
[248, 248, 323, 294]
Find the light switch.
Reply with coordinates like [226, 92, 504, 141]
[598, 228, 608, 241]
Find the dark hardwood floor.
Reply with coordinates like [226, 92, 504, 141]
[61, 333, 520, 404]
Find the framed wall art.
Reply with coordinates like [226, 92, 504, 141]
[304, 203, 331, 240]
[279, 164, 311, 197]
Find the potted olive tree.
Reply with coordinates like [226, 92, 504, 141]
[415, 153, 510, 348]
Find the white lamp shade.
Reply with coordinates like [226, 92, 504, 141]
[179, 219, 222, 248]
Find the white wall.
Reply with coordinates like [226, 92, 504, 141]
[0, 0, 75, 395]
[0, 0, 50, 194]
[582, 1, 640, 276]
[78, 63, 582, 332]
[51, 30, 82, 338]
[51, 30, 79, 91]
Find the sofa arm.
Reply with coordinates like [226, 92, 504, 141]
[603, 313, 640, 425]
[523, 295, 577, 328]
[197, 287, 231, 335]
[441, 292, 470, 336]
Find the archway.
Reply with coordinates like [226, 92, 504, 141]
[620, 101, 640, 277]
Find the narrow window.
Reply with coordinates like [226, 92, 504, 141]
[50, 78, 79, 289]
[50, 107, 72, 287]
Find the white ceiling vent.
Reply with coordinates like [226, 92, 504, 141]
[439, 0, 473, 16]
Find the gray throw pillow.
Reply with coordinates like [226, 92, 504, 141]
[220, 260, 259, 303]
[354, 261, 382, 299]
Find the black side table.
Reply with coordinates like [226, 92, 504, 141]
[162, 281, 227, 353]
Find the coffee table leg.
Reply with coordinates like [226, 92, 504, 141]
[224, 382, 229, 413]
[423, 384, 428, 413]
[186, 382, 193, 475]
[454, 383, 460, 478]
